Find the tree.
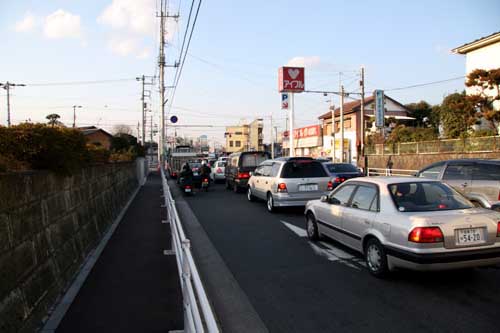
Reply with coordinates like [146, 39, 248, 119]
[405, 101, 433, 127]
[465, 68, 500, 134]
[439, 91, 477, 138]
[112, 124, 133, 135]
[46, 113, 62, 127]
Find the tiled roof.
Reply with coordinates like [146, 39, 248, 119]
[452, 31, 500, 54]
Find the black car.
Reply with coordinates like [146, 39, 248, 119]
[322, 162, 364, 188]
[225, 151, 271, 192]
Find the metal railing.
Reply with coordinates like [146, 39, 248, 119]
[365, 136, 500, 155]
[367, 168, 418, 177]
[160, 169, 219, 333]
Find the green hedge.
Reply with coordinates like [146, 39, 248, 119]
[0, 124, 90, 174]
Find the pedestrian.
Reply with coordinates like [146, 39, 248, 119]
[386, 156, 393, 176]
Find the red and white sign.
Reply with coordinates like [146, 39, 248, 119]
[283, 125, 322, 148]
[278, 67, 305, 93]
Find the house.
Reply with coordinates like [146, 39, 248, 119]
[77, 126, 113, 150]
[317, 94, 413, 164]
[225, 119, 264, 153]
[452, 31, 500, 128]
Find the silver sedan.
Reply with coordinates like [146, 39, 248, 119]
[305, 177, 500, 277]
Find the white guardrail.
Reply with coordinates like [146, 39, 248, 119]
[367, 168, 418, 177]
[160, 169, 219, 333]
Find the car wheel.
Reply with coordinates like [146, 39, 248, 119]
[365, 238, 389, 278]
[306, 213, 320, 241]
[266, 193, 276, 213]
[247, 187, 255, 202]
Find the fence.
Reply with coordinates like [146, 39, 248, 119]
[160, 169, 219, 333]
[365, 136, 500, 155]
[367, 168, 418, 177]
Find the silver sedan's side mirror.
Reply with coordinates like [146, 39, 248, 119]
[249, 171, 253, 177]
[320, 195, 328, 202]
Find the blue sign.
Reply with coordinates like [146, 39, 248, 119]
[170, 115, 178, 123]
[374, 90, 385, 128]
[281, 93, 289, 109]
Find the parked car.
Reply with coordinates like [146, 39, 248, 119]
[225, 151, 271, 192]
[211, 160, 226, 183]
[247, 157, 333, 212]
[323, 162, 364, 188]
[305, 177, 500, 277]
[416, 159, 500, 211]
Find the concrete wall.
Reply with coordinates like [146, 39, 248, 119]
[366, 151, 500, 171]
[0, 162, 139, 333]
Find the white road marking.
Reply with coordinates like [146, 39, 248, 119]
[280, 220, 365, 269]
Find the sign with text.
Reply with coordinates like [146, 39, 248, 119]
[374, 90, 385, 128]
[278, 67, 305, 92]
[282, 125, 322, 148]
[281, 93, 289, 109]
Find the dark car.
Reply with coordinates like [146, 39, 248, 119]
[225, 151, 271, 192]
[322, 162, 364, 189]
[416, 159, 500, 210]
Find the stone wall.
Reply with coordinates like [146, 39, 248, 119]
[366, 151, 500, 170]
[0, 162, 138, 333]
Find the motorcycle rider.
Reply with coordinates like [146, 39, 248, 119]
[180, 162, 193, 187]
[200, 160, 211, 183]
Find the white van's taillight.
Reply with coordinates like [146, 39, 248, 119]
[277, 183, 287, 193]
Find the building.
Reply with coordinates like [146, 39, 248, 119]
[317, 94, 412, 164]
[225, 119, 264, 153]
[78, 126, 113, 150]
[282, 124, 323, 157]
[452, 31, 500, 128]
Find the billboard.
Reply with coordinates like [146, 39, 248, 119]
[374, 90, 385, 128]
[278, 67, 305, 92]
[283, 125, 322, 148]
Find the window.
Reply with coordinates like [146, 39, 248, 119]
[326, 163, 359, 173]
[330, 184, 356, 205]
[235, 141, 241, 147]
[261, 164, 273, 177]
[235, 131, 243, 135]
[254, 165, 265, 176]
[271, 163, 281, 177]
[350, 186, 377, 211]
[344, 119, 351, 128]
[241, 152, 269, 167]
[388, 182, 472, 212]
[217, 161, 226, 167]
[229, 141, 234, 147]
[418, 163, 444, 179]
[443, 164, 473, 180]
[472, 163, 500, 181]
[281, 161, 327, 178]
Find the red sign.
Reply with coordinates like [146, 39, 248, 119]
[293, 125, 320, 139]
[278, 67, 305, 93]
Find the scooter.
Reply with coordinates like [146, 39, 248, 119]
[179, 177, 193, 195]
[201, 177, 210, 192]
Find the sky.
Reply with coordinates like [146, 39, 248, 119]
[1, 0, 499, 145]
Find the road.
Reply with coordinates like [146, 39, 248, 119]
[177, 181, 500, 333]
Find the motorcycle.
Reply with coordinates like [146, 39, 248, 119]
[179, 177, 193, 195]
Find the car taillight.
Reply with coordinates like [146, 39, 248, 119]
[203, 178, 208, 182]
[185, 185, 192, 189]
[497, 222, 500, 237]
[237, 172, 250, 179]
[327, 181, 333, 191]
[277, 183, 287, 193]
[172, 172, 177, 177]
[498, 190, 500, 201]
[216, 168, 222, 173]
[334, 177, 345, 183]
[408, 227, 444, 243]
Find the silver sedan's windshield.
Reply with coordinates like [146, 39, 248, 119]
[388, 182, 473, 212]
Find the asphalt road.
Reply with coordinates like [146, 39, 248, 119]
[180, 181, 500, 333]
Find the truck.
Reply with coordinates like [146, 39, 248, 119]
[167, 145, 198, 178]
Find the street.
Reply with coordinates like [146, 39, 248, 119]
[176, 181, 500, 333]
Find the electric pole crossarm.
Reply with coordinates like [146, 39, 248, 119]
[1, 81, 26, 127]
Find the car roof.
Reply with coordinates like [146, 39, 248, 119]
[345, 176, 435, 186]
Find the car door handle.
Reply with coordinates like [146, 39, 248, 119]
[461, 182, 468, 187]
[364, 220, 370, 225]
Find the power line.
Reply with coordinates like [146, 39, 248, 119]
[384, 76, 465, 91]
[23, 78, 137, 87]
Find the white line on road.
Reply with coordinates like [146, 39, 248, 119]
[280, 220, 365, 270]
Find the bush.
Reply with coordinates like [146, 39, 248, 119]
[387, 125, 438, 143]
[87, 144, 111, 164]
[109, 147, 136, 162]
[0, 124, 90, 174]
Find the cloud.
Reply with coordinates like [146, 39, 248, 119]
[136, 47, 151, 59]
[286, 56, 321, 68]
[43, 9, 82, 39]
[98, 0, 156, 35]
[14, 12, 37, 32]
[108, 37, 138, 56]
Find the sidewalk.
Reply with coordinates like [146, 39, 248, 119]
[56, 172, 183, 333]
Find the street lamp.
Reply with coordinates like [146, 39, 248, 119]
[72, 105, 82, 128]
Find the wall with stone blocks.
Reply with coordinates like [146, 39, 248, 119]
[0, 162, 139, 333]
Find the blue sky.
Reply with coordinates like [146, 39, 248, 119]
[1, 0, 499, 144]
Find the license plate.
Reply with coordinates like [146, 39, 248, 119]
[456, 228, 485, 245]
[202, 181, 208, 185]
[185, 188, 191, 193]
[299, 184, 318, 192]
[193, 172, 198, 176]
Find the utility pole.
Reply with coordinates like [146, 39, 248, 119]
[289, 93, 295, 157]
[330, 95, 335, 161]
[340, 85, 345, 163]
[72, 105, 82, 128]
[360, 66, 365, 168]
[136, 75, 154, 145]
[270, 114, 274, 159]
[274, 126, 279, 157]
[0, 82, 25, 127]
